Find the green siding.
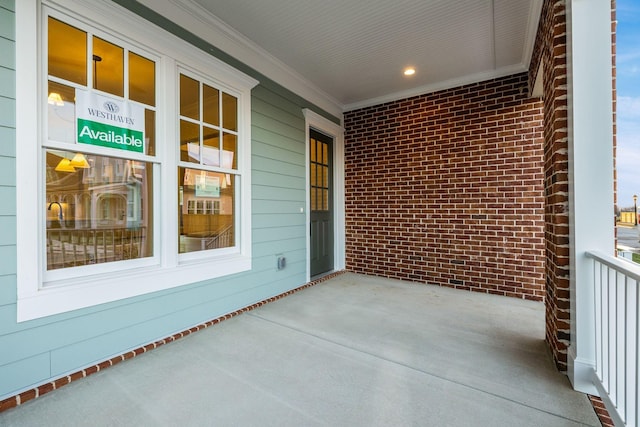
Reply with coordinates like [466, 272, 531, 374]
[0, 353, 50, 395]
[0, 4, 16, 388]
[0, 155, 15, 185]
[0, 217, 14, 245]
[0, 187, 15, 215]
[0, 1, 342, 399]
[0, 126, 15, 157]
[0, 97, 15, 129]
[0, 6, 15, 40]
[0, 246, 15, 277]
[0, 1, 14, 12]
[0, 67, 15, 98]
[0, 38, 14, 70]
[0, 275, 15, 307]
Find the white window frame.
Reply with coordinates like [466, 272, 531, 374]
[176, 66, 243, 262]
[15, 0, 258, 322]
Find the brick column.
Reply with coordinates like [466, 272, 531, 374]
[529, 0, 570, 371]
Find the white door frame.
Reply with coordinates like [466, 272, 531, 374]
[303, 109, 345, 282]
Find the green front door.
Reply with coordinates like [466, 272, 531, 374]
[310, 129, 333, 277]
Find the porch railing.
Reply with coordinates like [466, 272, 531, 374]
[587, 250, 640, 427]
[204, 225, 233, 250]
[47, 227, 147, 270]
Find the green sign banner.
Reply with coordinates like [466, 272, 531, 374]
[75, 89, 145, 154]
[77, 119, 144, 153]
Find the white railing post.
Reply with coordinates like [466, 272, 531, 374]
[587, 250, 640, 426]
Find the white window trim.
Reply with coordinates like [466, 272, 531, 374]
[302, 109, 345, 282]
[16, 0, 258, 322]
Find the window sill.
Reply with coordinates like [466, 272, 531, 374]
[17, 254, 251, 322]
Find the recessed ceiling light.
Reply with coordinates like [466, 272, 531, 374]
[403, 67, 416, 76]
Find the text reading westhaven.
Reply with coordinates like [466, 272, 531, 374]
[86, 108, 136, 125]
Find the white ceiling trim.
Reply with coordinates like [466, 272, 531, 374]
[522, 0, 544, 67]
[137, 0, 344, 119]
[344, 63, 527, 112]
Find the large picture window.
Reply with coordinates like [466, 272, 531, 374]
[46, 16, 156, 272]
[15, 1, 257, 321]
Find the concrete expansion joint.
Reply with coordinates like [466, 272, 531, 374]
[250, 310, 591, 426]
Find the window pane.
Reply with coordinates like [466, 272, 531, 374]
[310, 163, 317, 187]
[48, 17, 87, 86]
[178, 168, 235, 253]
[180, 120, 199, 163]
[180, 74, 199, 120]
[322, 165, 329, 187]
[129, 52, 155, 106]
[222, 92, 237, 131]
[203, 84, 219, 126]
[48, 80, 76, 143]
[202, 127, 220, 166]
[93, 36, 124, 97]
[223, 133, 237, 169]
[311, 187, 317, 211]
[145, 109, 156, 156]
[322, 142, 328, 164]
[45, 150, 153, 270]
[310, 138, 317, 162]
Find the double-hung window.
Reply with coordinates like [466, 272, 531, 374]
[178, 72, 239, 255]
[45, 15, 157, 274]
[16, 0, 257, 321]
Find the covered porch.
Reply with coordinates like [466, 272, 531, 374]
[0, 273, 600, 426]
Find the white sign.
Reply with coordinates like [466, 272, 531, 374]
[75, 90, 145, 153]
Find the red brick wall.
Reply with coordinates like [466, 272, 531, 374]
[529, 0, 570, 372]
[344, 73, 545, 301]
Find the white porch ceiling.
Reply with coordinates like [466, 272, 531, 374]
[172, 0, 542, 112]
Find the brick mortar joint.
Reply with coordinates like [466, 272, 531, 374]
[0, 270, 347, 414]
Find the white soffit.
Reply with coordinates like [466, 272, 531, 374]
[145, 0, 542, 113]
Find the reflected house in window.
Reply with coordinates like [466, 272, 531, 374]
[46, 151, 147, 229]
[45, 150, 152, 270]
[178, 146, 235, 252]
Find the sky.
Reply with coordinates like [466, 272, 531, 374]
[617, 0, 640, 209]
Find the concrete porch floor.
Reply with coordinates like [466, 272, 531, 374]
[0, 273, 600, 426]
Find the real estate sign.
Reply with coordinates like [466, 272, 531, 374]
[195, 174, 221, 198]
[75, 90, 145, 153]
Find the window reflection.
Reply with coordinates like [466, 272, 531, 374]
[45, 150, 153, 270]
[93, 36, 124, 96]
[180, 74, 199, 120]
[178, 167, 235, 253]
[48, 81, 76, 143]
[129, 52, 155, 106]
[222, 92, 237, 131]
[48, 17, 87, 85]
[223, 133, 237, 169]
[203, 84, 219, 126]
[180, 120, 200, 163]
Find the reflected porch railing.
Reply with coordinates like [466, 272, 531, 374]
[587, 250, 640, 427]
[204, 224, 233, 250]
[47, 227, 147, 270]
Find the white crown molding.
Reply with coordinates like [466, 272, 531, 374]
[523, 0, 544, 68]
[344, 63, 528, 112]
[136, 0, 343, 119]
[136, 0, 540, 116]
